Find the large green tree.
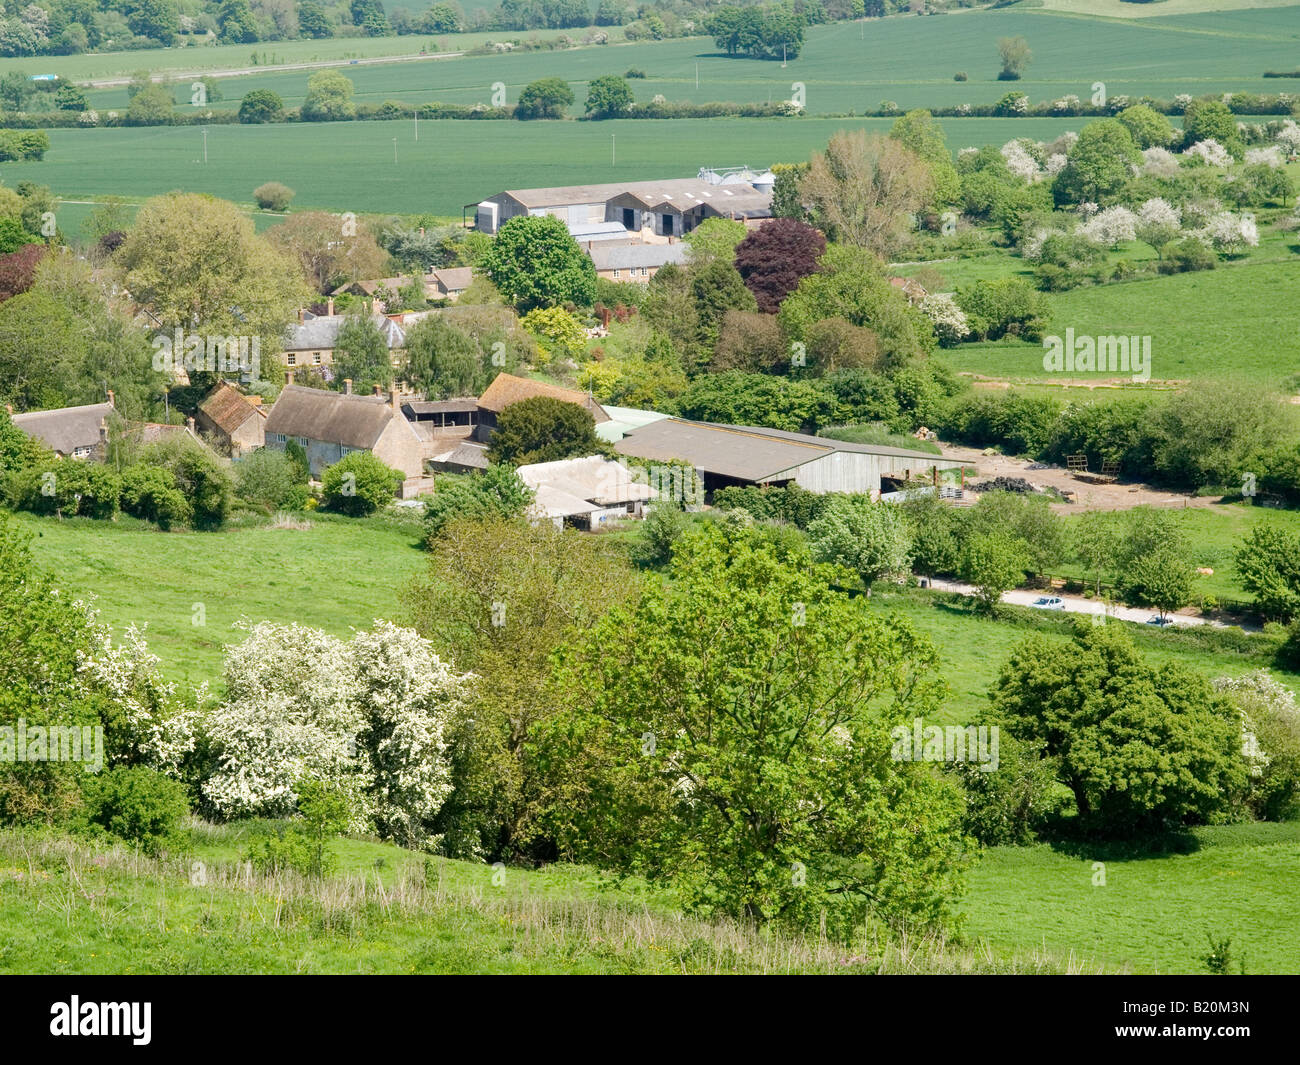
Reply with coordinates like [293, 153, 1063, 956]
[807, 495, 912, 591]
[535, 521, 970, 936]
[584, 74, 633, 118]
[1051, 119, 1141, 206]
[481, 214, 596, 310]
[992, 624, 1246, 834]
[515, 77, 574, 120]
[487, 396, 604, 466]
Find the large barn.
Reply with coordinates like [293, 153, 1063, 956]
[614, 419, 964, 499]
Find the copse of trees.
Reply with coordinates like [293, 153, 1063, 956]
[708, 5, 807, 61]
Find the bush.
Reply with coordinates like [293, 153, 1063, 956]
[4, 461, 121, 520]
[82, 766, 189, 856]
[253, 181, 294, 211]
[629, 504, 690, 568]
[235, 448, 304, 510]
[120, 465, 191, 529]
[142, 437, 234, 529]
[320, 451, 403, 515]
[1159, 236, 1217, 274]
[954, 71, 967, 82]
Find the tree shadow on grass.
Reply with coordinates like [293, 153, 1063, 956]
[1042, 821, 1203, 863]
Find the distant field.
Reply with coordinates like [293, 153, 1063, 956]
[0, 116, 1089, 218]
[67, 8, 1300, 115]
[937, 256, 1300, 391]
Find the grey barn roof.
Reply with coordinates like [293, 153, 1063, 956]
[496, 177, 771, 214]
[589, 244, 688, 271]
[12, 402, 115, 455]
[615, 418, 959, 483]
[265, 385, 404, 450]
[284, 314, 406, 351]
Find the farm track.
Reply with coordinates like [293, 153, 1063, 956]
[83, 50, 467, 89]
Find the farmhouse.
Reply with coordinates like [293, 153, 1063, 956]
[518, 454, 657, 529]
[9, 397, 118, 459]
[196, 381, 266, 456]
[472, 172, 773, 238]
[281, 312, 406, 370]
[614, 419, 964, 498]
[333, 268, 476, 308]
[588, 242, 688, 283]
[263, 383, 424, 481]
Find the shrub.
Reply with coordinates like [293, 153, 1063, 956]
[4, 461, 121, 520]
[120, 465, 191, 529]
[235, 448, 304, 510]
[422, 464, 533, 545]
[629, 504, 691, 568]
[954, 71, 967, 82]
[81, 766, 189, 856]
[253, 181, 294, 211]
[142, 437, 234, 529]
[320, 450, 403, 515]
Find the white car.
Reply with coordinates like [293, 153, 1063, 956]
[1031, 596, 1066, 611]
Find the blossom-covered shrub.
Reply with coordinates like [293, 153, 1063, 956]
[919, 293, 969, 347]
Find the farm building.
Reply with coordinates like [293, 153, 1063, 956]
[595, 404, 672, 443]
[518, 455, 657, 529]
[614, 419, 964, 499]
[472, 175, 772, 238]
[263, 383, 424, 482]
[475, 373, 611, 439]
[588, 243, 688, 283]
[196, 381, 266, 456]
[9, 397, 118, 459]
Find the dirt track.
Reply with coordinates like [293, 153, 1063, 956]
[939, 441, 1209, 514]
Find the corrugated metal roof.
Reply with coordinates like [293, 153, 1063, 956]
[517, 455, 656, 506]
[615, 419, 960, 482]
[589, 244, 688, 271]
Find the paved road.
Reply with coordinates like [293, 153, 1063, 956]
[83, 51, 465, 89]
[924, 578, 1251, 630]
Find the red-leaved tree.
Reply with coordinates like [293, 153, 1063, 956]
[0, 243, 46, 305]
[734, 218, 827, 314]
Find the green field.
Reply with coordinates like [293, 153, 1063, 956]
[964, 822, 1300, 975]
[2, 116, 1091, 219]
[63, 8, 1300, 115]
[17, 511, 427, 687]
[4, 816, 1295, 973]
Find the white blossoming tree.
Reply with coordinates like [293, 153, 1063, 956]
[1244, 146, 1283, 168]
[1078, 205, 1137, 247]
[1200, 210, 1259, 254]
[1136, 197, 1183, 258]
[1140, 146, 1179, 178]
[76, 615, 204, 776]
[1184, 138, 1232, 168]
[1274, 120, 1300, 156]
[203, 620, 470, 845]
[1000, 138, 1043, 183]
[919, 292, 969, 346]
[1213, 671, 1300, 821]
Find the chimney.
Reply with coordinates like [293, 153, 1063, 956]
[106, 389, 115, 408]
[297, 307, 304, 323]
[285, 370, 295, 386]
[390, 386, 400, 411]
[327, 297, 335, 316]
[343, 378, 353, 395]
[98, 418, 108, 444]
[372, 384, 382, 396]
[186, 416, 196, 433]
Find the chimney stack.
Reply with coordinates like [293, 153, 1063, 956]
[297, 307, 304, 323]
[390, 386, 400, 411]
[98, 418, 107, 444]
[343, 378, 353, 395]
[372, 383, 382, 396]
[106, 389, 115, 408]
[285, 370, 295, 386]
[327, 297, 335, 316]
[186, 416, 196, 433]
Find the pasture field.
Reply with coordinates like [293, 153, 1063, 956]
[963, 822, 1300, 975]
[76, 9, 1300, 115]
[0, 116, 1090, 218]
[15, 511, 428, 687]
[18, 510, 1295, 715]
[936, 255, 1300, 391]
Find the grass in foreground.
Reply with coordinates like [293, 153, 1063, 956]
[0, 828, 1104, 975]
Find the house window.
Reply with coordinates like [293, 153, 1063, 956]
[72, 445, 93, 458]
[613, 269, 621, 279]
[268, 433, 285, 445]
[296, 437, 309, 447]
[638, 267, 647, 276]
[287, 353, 297, 366]
[312, 353, 322, 365]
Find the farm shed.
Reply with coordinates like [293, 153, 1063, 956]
[517, 455, 657, 529]
[614, 419, 964, 499]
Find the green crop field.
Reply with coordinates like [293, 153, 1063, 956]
[1, 116, 1089, 219]
[66, 7, 1300, 116]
